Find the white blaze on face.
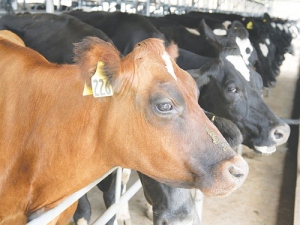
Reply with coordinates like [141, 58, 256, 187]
[213, 29, 227, 36]
[271, 22, 276, 28]
[265, 38, 270, 45]
[259, 43, 269, 57]
[222, 20, 232, 30]
[226, 55, 250, 81]
[162, 51, 177, 81]
[235, 37, 253, 65]
[185, 27, 200, 36]
[277, 23, 283, 30]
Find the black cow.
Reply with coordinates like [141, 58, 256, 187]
[0, 13, 112, 64]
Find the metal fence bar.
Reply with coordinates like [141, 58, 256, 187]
[115, 167, 123, 203]
[92, 179, 142, 225]
[27, 167, 119, 225]
[194, 189, 204, 224]
[237, 144, 243, 155]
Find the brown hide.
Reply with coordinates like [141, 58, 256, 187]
[0, 30, 25, 46]
[0, 37, 248, 223]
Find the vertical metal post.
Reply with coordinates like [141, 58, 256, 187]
[146, 0, 150, 16]
[115, 167, 122, 203]
[237, 144, 243, 156]
[92, 180, 142, 225]
[194, 189, 204, 224]
[78, 0, 83, 9]
[46, 0, 54, 13]
[57, 0, 61, 11]
[22, 0, 27, 10]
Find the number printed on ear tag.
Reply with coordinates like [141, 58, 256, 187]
[91, 61, 113, 98]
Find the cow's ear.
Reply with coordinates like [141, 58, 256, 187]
[199, 19, 224, 48]
[74, 37, 121, 90]
[166, 41, 179, 61]
[187, 59, 221, 89]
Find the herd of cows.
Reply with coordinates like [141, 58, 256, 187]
[0, 9, 296, 225]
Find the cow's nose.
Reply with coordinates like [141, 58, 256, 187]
[161, 220, 168, 225]
[156, 218, 196, 225]
[271, 123, 290, 146]
[274, 68, 280, 76]
[227, 155, 249, 182]
[268, 80, 277, 87]
[229, 165, 244, 179]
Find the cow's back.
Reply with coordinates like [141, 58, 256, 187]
[0, 13, 111, 64]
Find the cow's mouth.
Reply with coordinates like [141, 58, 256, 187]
[253, 145, 276, 154]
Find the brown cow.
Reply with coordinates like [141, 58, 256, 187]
[0, 30, 25, 46]
[0, 36, 248, 224]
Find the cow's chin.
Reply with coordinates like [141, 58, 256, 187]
[253, 145, 276, 155]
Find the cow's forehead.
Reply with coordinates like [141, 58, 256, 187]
[235, 37, 253, 65]
[132, 47, 198, 99]
[225, 55, 250, 82]
[133, 38, 165, 60]
[162, 52, 177, 81]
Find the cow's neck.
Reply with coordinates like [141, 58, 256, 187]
[12, 64, 116, 215]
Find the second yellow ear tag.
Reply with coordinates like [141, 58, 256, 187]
[246, 21, 253, 30]
[91, 61, 113, 98]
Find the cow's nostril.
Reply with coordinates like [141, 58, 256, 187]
[268, 80, 277, 87]
[271, 123, 290, 146]
[229, 165, 244, 179]
[274, 130, 284, 139]
[162, 220, 168, 225]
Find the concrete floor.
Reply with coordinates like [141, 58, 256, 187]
[86, 37, 300, 225]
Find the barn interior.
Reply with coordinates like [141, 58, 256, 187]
[0, 0, 299, 225]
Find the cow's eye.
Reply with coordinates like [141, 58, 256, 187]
[156, 102, 173, 112]
[227, 86, 237, 93]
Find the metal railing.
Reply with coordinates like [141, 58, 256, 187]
[27, 167, 142, 225]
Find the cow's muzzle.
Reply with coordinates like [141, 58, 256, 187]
[254, 123, 290, 154]
[199, 154, 249, 197]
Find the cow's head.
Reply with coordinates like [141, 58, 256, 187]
[137, 114, 243, 225]
[248, 20, 278, 87]
[199, 19, 258, 66]
[75, 37, 248, 196]
[189, 47, 290, 154]
[138, 172, 200, 225]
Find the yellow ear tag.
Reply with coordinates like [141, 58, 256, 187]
[83, 81, 93, 96]
[263, 19, 266, 22]
[246, 21, 253, 30]
[91, 61, 113, 98]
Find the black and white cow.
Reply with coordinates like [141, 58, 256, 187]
[179, 11, 295, 87]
